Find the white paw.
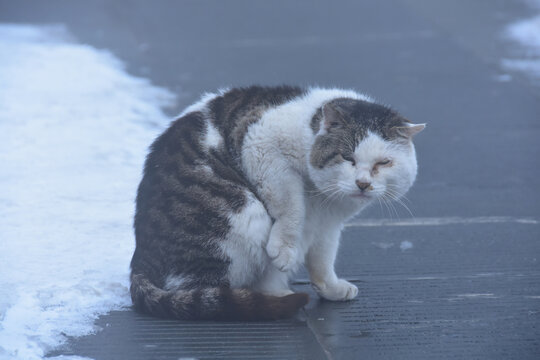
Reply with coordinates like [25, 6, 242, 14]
[312, 279, 358, 301]
[266, 241, 297, 272]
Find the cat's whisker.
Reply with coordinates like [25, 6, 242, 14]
[337, 180, 355, 193]
[384, 190, 415, 218]
[306, 186, 332, 196]
[327, 188, 344, 204]
[379, 197, 390, 218]
[388, 197, 401, 220]
[395, 192, 412, 204]
[379, 195, 394, 219]
[393, 197, 414, 218]
[381, 194, 397, 219]
[376, 196, 387, 218]
[317, 184, 341, 197]
[319, 186, 343, 209]
[321, 192, 339, 203]
[387, 193, 403, 219]
[386, 184, 413, 204]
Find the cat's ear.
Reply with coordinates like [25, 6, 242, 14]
[322, 103, 347, 131]
[392, 123, 425, 139]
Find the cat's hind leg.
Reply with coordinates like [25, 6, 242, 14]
[221, 192, 273, 288]
[255, 265, 294, 297]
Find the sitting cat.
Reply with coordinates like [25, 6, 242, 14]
[130, 86, 424, 321]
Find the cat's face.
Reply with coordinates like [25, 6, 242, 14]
[308, 99, 424, 206]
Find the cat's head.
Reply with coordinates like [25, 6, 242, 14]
[308, 98, 424, 207]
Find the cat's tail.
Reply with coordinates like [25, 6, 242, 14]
[130, 273, 309, 321]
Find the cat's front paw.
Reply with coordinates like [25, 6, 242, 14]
[312, 279, 358, 301]
[266, 241, 298, 272]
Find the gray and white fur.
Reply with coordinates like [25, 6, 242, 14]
[130, 86, 424, 321]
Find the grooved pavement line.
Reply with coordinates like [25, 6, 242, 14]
[347, 216, 540, 227]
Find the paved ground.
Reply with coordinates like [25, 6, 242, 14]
[2, 0, 539, 359]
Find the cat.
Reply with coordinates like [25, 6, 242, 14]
[130, 85, 424, 321]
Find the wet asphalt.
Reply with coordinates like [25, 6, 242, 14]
[2, 0, 539, 359]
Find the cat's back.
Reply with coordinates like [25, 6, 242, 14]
[208, 85, 305, 121]
[205, 86, 306, 155]
[133, 86, 307, 246]
[146, 86, 306, 161]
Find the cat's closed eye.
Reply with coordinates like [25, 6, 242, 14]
[372, 159, 392, 173]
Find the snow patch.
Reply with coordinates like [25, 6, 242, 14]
[507, 14, 540, 51]
[0, 24, 175, 360]
[371, 242, 394, 250]
[399, 241, 413, 251]
[502, 6, 540, 80]
[493, 73, 512, 82]
[502, 58, 540, 78]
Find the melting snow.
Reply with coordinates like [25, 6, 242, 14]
[502, 3, 540, 79]
[0, 24, 175, 359]
[399, 241, 413, 251]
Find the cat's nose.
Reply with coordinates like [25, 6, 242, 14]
[356, 180, 371, 191]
